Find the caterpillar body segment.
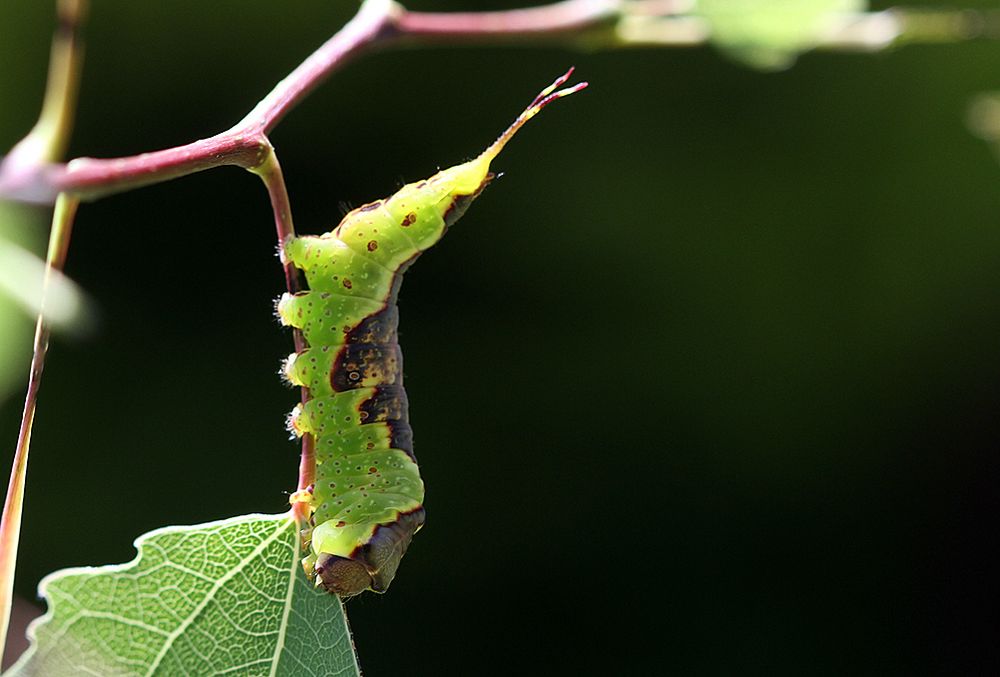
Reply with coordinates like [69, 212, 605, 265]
[280, 69, 586, 597]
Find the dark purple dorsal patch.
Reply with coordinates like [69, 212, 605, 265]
[315, 507, 426, 597]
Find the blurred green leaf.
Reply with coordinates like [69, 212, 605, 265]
[0, 294, 30, 403]
[968, 91, 1000, 146]
[0, 200, 90, 403]
[6, 513, 360, 677]
[0, 201, 40, 403]
[695, 0, 867, 69]
[0, 238, 86, 330]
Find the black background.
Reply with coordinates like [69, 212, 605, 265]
[2, 1, 999, 674]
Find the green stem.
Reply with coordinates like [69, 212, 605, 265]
[3, 0, 87, 168]
[0, 0, 87, 664]
[0, 194, 80, 666]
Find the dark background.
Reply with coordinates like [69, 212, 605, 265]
[2, 0, 999, 674]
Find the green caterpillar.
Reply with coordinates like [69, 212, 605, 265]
[278, 69, 586, 597]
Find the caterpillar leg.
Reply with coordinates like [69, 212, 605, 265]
[288, 488, 313, 506]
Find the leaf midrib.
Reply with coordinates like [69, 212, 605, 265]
[144, 517, 294, 677]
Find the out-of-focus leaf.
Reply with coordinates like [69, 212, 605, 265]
[968, 92, 1000, 144]
[0, 291, 30, 402]
[0, 238, 86, 330]
[0, 201, 41, 401]
[0, 200, 91, 402]
[695, 0, 867, 69]
[6, 513, 361, 677]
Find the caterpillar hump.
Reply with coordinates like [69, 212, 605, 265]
[280, 69, 586, 597]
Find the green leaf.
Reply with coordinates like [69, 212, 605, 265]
[695, 0, 868, 70]
[5, 513, 361, 677]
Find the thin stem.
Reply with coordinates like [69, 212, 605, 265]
[3, 0, 88, 168]
[294, 434, 316, 524]
[4, 2, 996, 205]
[250, 149, 313, 523]
[57, 135, 270, 202]
[0, 194, 80, 667]
[394, 0, 621, 42]
[0, 0, 87, 664]
[0, 0, 397, 204]
[241, 0, 398, 135]
[0, 0, 683, 204]
[253, 148, 303, 307]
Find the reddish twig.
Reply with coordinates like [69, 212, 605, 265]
[0, 0, 393, 204]
[251, 149, 315, 523]
[2, 0, 999, 206]
[394, 0, 620, 40]
[0, 0, 637, 204]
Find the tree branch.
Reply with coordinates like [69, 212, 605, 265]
[0, 0, 399, 204]
[0, 0, 641, 204]
[241, 0, 399, 134]
[2, 0, 996, 205]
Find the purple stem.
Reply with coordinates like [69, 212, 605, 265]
[0, 0, 633, 204]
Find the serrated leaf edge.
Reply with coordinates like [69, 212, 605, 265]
[7, 511, 307, 676]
